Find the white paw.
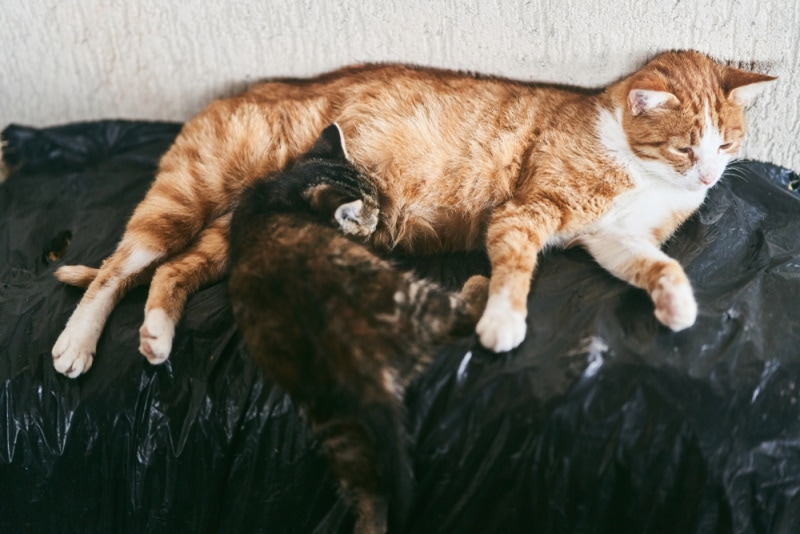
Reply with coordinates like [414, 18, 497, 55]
[475, 298, 527, 352]
[138, 308, 175, 364]
[52, 327, 95, 378]
[334, 199, 378, 238]
[651, 276, 697, 331]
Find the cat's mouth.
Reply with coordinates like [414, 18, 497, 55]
[686, 180, 713, 192]
[683, 169, 722, 191]
[699, 175, 716, 186]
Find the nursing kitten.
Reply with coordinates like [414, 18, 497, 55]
[52, 50, 774, 376]
[227, 124, 489, 534]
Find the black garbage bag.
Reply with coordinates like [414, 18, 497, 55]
[1, 120, 798, 533]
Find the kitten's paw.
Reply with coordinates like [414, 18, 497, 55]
[138, 308, 175, 364]
[52, 328, 95, 378]
[651, 276, 697, 331]
[475, 299, 527, 352]
[335, 199, 379, 238]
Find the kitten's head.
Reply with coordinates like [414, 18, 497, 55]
[296, 124, 380, 237]
[618, 50, 775, 191]
[301, 122, 353, 164]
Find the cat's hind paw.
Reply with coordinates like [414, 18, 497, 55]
[475, 297, 527, 352]
[139, 308, 175, 365]
[52, 328, 95, 378]
[651, 276, 697, 331]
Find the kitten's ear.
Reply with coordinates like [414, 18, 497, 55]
[722, 67, 776, 107]
[306, 123, 351, 161]
[627, 89, 680, 116]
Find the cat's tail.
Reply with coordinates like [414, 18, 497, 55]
[310, 388, 413, 532]
[360, 396, 414, 531]
[54, 265, 99, 288]
[55, 264, 155, 289]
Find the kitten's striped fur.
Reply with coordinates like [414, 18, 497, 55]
[53, 50, 774, 376]
[227, 125, 489, 533]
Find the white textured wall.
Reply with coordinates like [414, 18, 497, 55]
[2, 0, 798, 170]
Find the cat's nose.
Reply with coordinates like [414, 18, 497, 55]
[699, 173, 716, 185]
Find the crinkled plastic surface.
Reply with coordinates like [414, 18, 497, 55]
[1, 121, 799, 533]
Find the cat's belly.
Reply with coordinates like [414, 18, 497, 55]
[373, 204, 491, 254]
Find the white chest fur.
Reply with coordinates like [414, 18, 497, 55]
[586, 105, 709, 240]
[591, 179, 706, 238]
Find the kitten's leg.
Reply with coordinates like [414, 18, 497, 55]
[429, 275, 490, 342]
[139, 214, 230, 364]
[460, 275, 490, 318]
[53, 95, 324, 377]
[476, 201, 558, 352]
[334, 199, 379, 238]
[580, 233, 697, 330]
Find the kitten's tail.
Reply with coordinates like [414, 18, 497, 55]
[54, 265, 99, 288]
[310, 388, 413, 532]
[360, 398, 414, 531]
[353, 277, 489, 527]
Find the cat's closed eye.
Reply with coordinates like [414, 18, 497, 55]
[719, 142, 733, 151]
[672, 146, 693, 155]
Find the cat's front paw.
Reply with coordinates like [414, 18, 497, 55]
[139, 308, 175, 364]
[651, 276, 697, 331]
[475, 297, 527, 352]
[334, 199, 379, 238]
[52, 327, 95, 378]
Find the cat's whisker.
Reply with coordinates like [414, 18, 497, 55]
[724, 162, 752, 184]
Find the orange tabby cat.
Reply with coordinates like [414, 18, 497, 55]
[52, 50, 774, 377]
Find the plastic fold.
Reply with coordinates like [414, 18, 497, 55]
[1, 121, 799, 533]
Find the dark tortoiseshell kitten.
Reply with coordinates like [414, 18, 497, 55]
[227, 124, 488, 534]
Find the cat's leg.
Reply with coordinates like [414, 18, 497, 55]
[307, 180, 380, 240]
[579, 232, 697, 330]
[476, 201, 558, 352]
[52, 238, 166, 378]
[460, 275, 490, 317]
[334, 199, 379, 239]
[139, 214, 230, 364]
[420, 274, 490, 349]
[52, 162, 215, 377]
[52, 96, 306, 376]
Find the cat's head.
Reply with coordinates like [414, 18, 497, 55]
[302, 123, 353, 164]
[617, 50, 775, 191]
[297, 124, 380, 237]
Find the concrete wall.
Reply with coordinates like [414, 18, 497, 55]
[2, 0, 798, 170]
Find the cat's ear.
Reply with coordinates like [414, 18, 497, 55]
[627, 89, 680, 116]
[306, 123, 351, 161]
[722, 67, 776, 107]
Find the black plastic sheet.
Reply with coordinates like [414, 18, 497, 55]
[1, 120, 799, 533]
